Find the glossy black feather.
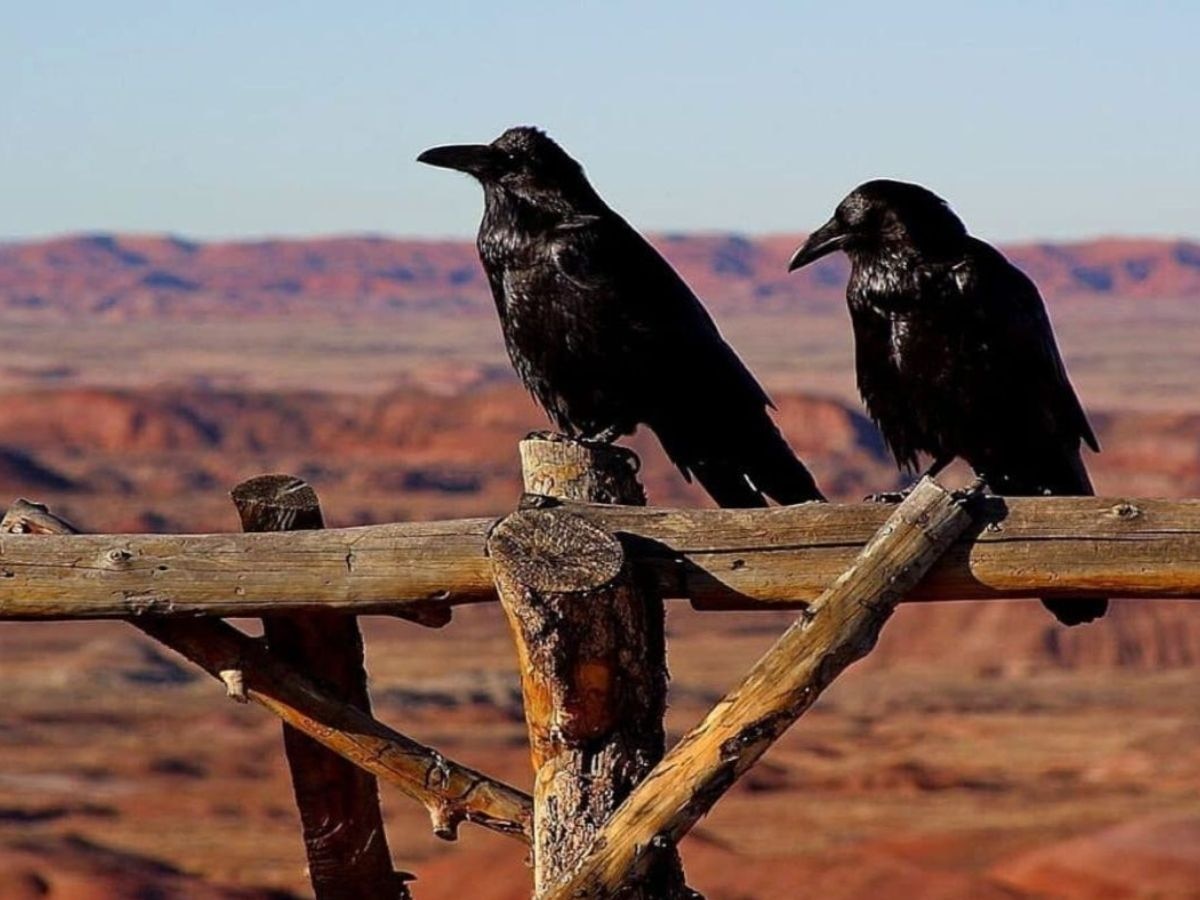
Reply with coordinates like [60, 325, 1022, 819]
[794, 180, 1104, 625]
[849, 237, 1098, 481]
[422, 127, 823, 507]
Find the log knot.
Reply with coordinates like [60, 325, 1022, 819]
[1111, 502, 1141, 520]
[102, 547, 134, 569]
[719, 710, 793, 761]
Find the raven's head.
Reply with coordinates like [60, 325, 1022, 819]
[787, 179, 967, 271]
[417, 127, 598, 211]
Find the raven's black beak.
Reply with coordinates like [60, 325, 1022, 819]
[787, 218, 847, 271]
[416, 144, 506, 178]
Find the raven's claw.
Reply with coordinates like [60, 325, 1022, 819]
[865, 489, 911, 504]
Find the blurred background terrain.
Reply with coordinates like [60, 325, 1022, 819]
[0, 233, 1198, 898]
[3, 2, 1199, 895]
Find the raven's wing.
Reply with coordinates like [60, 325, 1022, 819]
[549, 214, 772, 412]
[959, 240, 1106, 626]
[550, 214, 822, 505]
[960, 239, 1099, 454]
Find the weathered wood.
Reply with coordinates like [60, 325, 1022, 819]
[1, 496, 1200, 619]
[518, 434, 647, 504]
[487, 507, 625, 595]
[545, 478, 978, 899]
[0, 500, 78, 536]
[0, 499, 533, 846]
[233, 474, 401, 900]
[136, 616, 532, 842]
[491, 437, 690, 899]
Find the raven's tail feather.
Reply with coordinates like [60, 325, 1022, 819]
[1042, 597, 1109, 626]
[690, 461, 770, 508]
[989, 448, 1107, 627]
[745, 431, 826, 505]
[672, 421, 825, 509]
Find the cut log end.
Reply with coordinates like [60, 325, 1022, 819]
[231, 474, 324, 532]
[488, 508, 626, 595]
[1, 499, 80, 536]
[519, 437, 645, 505]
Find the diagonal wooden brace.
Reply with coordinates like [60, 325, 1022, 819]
[544, 477, 979, 899]
[0, 499, 533, 847]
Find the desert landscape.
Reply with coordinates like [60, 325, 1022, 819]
[0, 232, 1198, 898]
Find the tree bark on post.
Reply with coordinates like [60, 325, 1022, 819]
[488, 436, 693, 899]
[231, 475, 407, 900]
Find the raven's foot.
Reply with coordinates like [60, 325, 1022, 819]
[525, 429, 570, 442]
[965, 475, 989, 496]
[580, 425, 623, 444]
[218, 667, 248, 703]
[584, 439, 641, 472]
[865, 488, 912, 504]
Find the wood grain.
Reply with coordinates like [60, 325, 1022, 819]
[0, 496, 1197, 620]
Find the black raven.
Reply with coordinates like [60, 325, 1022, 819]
[788, 179, 1104, 625]
[418, 127, 823, 507]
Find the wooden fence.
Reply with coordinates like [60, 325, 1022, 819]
[0, 435, 1196, 899]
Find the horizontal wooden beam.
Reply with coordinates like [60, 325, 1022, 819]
[0, 496, 1197, 620]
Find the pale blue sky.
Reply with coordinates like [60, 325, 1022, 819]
[2, 1, 1196, 241]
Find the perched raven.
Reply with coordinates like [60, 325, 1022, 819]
[788, 179, 1104, 625]
[418, 127, 823, 507]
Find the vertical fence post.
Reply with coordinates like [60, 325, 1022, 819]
[232, 475, 408, 900]
[488, 437, 693, 898]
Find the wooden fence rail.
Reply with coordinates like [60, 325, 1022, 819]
[0, 496, 1197, 621]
